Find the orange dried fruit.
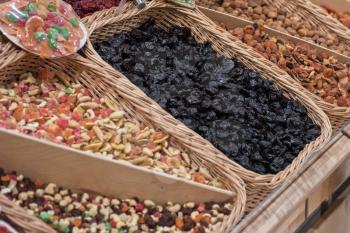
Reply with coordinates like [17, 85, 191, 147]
[34, 178, 44, 187]
[175, 217, 184, 229]
[195, 213, 203, 223]
[138, 216, 145, 224]
[192, 172, 206, 184]
[38, 68, 55, 82]
[22, 16, 44, 48]
[72, 218, 82, 227]
[13, 104, 24, 121]
[121, 203, 129, 212]
[1, 175, 10, 182]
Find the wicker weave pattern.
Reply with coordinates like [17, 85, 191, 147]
[82, 0, 332, 210]
[0, 195, 55, 233]
[0, 54, 246, 233]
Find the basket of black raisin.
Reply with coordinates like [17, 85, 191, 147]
[83, 0, 332, 211]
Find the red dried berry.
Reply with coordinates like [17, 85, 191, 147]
[135, 203, 144, 212]
[64, 0, 121, 18]
[110, 220, 117, 228]
[56, 118, 68, 128]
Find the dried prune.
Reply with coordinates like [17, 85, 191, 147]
[94, 19, 321, 175]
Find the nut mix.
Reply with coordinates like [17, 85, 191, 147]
[93, 19, 321, 175]
[224, 23, 350, 107]
[0, 69, 222, 188]
[0, 168, 233, 233]
[322, 5, 350, 29]
[197, 0, 350, 56]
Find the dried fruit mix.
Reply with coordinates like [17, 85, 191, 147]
[64, 0, 121, 18]
[197, 0, 350, 56]
[0, 168, 232, 233]
[223, 23, 350, 107]
[0, 69, 222, 187]
[0, 0, 85, 58]
[93, 19, 321, 175]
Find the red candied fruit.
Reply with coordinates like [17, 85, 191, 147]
[56, 118, 68, 128]
[110, 220, 117, 228]
[135, 203, 144, 212]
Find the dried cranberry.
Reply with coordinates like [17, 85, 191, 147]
[64, 0, 121, 18]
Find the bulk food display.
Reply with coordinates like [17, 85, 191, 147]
[94, 19, 320, 175]
[83, 0, 331, 210]
[200, 7, 350, 129]
[0, 0, 347, 232]
[222, 23, 350, 108]
[0, 53, 245, 232]
[0, 168, 233, 233]
[197, 0, 350, 57]
[0, 69, 221, 187]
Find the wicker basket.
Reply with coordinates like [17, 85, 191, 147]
[82, 0, 332, 210]
[0, 194, 56, 233]
[0, 54, 246, 233]
[268, 0, 350, 129]
[196, 0, 350, 130]
[0, 41, 26, 71]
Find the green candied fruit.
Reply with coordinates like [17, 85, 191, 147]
[48, 28, 59, 39]
[47, 28, 58, 49]
[52, 25, 70, 40]
[34, 32, 46, 41]
[6, 12, 19, 23]
[24, 3, 38, 13]
[59, 28, 70, 39]
[53, 221, 61, 229]
[39, 211, 52, 222]
[69, 17, 79, 28]
[22, 11, 29, 20]
[62, 226, 70, 233]
[48, 38, 57, 49]
[48, 3, 57, 12]
[104, 220, 112, 232]
[64, 87, 73, 94]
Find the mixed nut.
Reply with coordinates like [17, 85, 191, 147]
[0, 69, 222, 188]
[0, 168, 233, 233]
[223, 23, 350, 107]
[94, 19, 321, 175]
[322, 5, 350, 29]
[197, 0, 350, 56]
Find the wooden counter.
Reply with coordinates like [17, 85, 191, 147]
[231, 123, 350, 233]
